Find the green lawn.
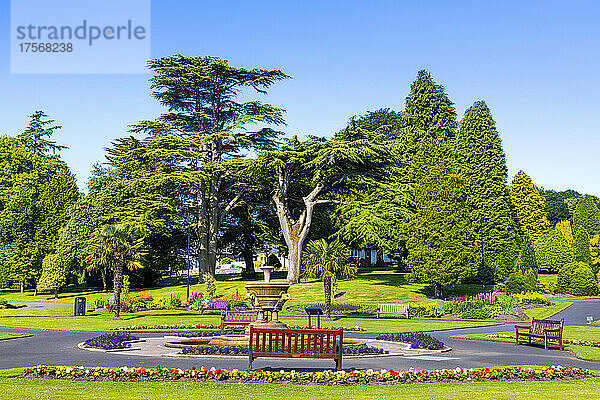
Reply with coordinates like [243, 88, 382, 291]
[0, 309, 499, 332]
[452, 326, 600, 361]
[0, 270, 486, 308]
[524, 301, 572, 319]
[0, 368, 598, 400]
[0, 333, 31, 341]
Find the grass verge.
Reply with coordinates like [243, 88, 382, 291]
[0, 369, 598, 400]
[0, 333, 31, 341]
[452, 326, 600, 361]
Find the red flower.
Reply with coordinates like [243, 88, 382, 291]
[156, 365, 161, 370]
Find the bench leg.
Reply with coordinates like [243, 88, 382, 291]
[248, 357, 253, 371]
[515, 333, 519, 345]
[544, 334, 548, 350]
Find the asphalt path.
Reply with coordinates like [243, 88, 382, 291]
[0, 299, 598, 372]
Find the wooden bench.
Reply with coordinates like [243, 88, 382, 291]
[201, 299, 228, 314]
[515, 317, 564, 350]
[221, 310, 258, 330]
[248, 326, 343, 371]
[377, 303, 409, 319]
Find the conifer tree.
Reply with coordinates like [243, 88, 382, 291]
[556, 220, 574, 251]
[402, 70, 457, 143]
[455, 101, 519, 279]
[516, 234, 538, 275]
[509, 170, 550, 242]
[17, 110, 66, 158]
[572, 195, 600, 264]
[534, 229, 573, 273]
[404, 139, 478, 298]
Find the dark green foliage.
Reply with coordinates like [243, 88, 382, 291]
[118, 55, 288, 278]
[534, 229, 574, 273]
[455, 101, 519, 279]
[572, 195, 600, 264]
[0, 130, 78, 290]
[557, 261, 597, 296]
[336, 108, 402, 141]
[542, 189, 578, 225]
[16, 110, 66, 158]
[516, 234, 538, 275]
[504, 269, 538, 294]
[402, 70, 458, 143]
[404, 139, 478, 297]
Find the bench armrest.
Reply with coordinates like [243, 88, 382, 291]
[514, 325, 531, 330]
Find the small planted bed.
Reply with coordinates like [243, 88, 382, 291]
[179, 343, 388, 356]
[82, 332, 140, 350]
[376, 332, 444, 350]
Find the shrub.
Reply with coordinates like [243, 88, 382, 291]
[170, 293, 181, 307]
[558, 261, 597, 295]
[535, 229, 574, 273]
[408, 302, 443, 318]
[512, 292, 550, 305]
[220, 257, 234, 265]
[204, 274, 217, 299]
[128, 294, 153, 309]
[461, 308, 492, 320]
[505, 269, 537, 294]
[0, 297, 7, 307]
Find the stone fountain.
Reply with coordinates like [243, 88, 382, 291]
[244, 265, 291, 329]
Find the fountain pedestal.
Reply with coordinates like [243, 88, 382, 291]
[244, 266, 291, 329]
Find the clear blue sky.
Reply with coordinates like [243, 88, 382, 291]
[1, 0, 599, 194]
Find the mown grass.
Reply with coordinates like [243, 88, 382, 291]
[0, 270, 485, 308]
[0, 368, 599, 400]
[452, 326, 600, 361]
[524, 301, 572, 320]
[0, 333, 31, 341]
[0, 309, 498, 332]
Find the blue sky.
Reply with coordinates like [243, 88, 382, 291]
[1, 0, 599, 194]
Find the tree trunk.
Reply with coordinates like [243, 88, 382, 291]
[54, 288, 58, 299]
[242, 249, 255, 277]
[112, 261, 123, 320]
[100, 269, 108, 292]
[324, 276, 332, 320]
[434, 283, 442, 299]
[376, 249, 385, 267]
[196, 186, 208, 283]
[20, 279, 24, 293]
[273, 169, 326, 284]
[286, 241, 303, 284]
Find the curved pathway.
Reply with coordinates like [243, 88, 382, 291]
[0, 299, 598, 372]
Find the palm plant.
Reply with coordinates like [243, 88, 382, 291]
[87, 224, 145, 319]
[302, 239, 356, 319]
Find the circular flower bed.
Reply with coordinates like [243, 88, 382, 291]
[112, 324, 365, 332]
[174, 330, 241, 338]
[21, 365, 590, 385]
[376, 332, 444, 350]
[83, 333, 139, 350]
[179, 344, 388, 356]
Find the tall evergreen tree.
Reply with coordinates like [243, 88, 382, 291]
[572, 195, 600, 264]
[516, 234, 538, 274]
[404, 139, 478, 298]
[556, 220, 574, 252]
[509, 170, 550, 242]
[455, 101, 519, 279]
[401, 70, 457, 149]
[17, 111, 66, 158]
[114, 55, 288, 278]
